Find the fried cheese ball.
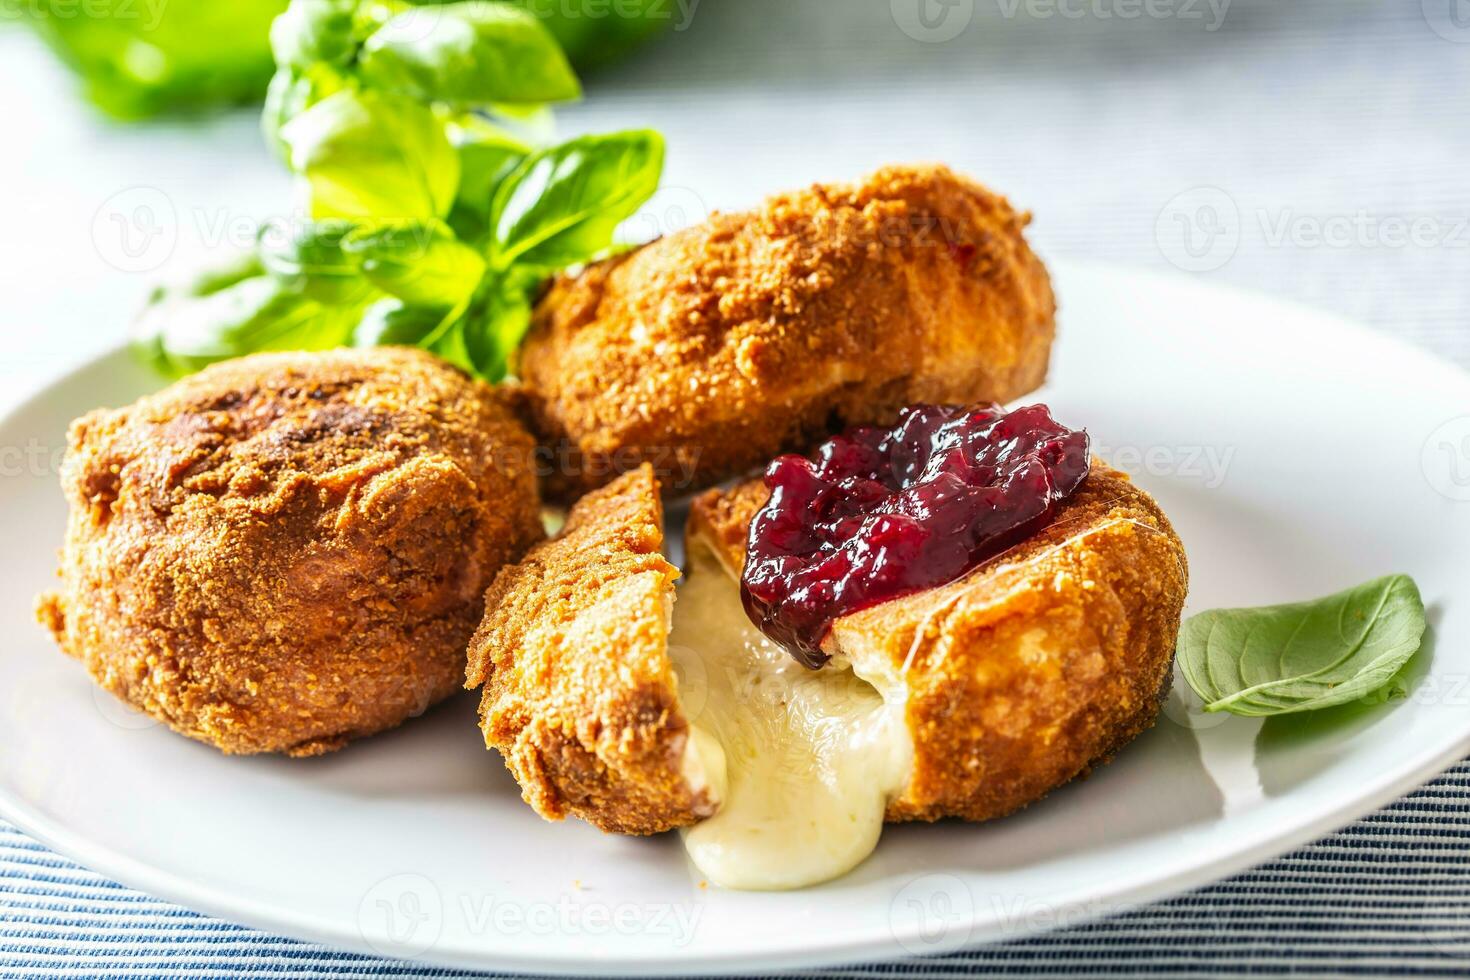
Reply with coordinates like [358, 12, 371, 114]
[465, 460, 1186, 850]
[516, 164, 1056, 499]
[37, 348, 542, 757]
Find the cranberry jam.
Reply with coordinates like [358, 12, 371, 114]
[740, 404, 1091, 668]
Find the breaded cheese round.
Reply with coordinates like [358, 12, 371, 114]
[516, 164, 1057, 499]
[689, 461, 1189, 824]
[37, 347, 542, 756]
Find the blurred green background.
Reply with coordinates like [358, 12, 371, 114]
[10, 0, 670, 120]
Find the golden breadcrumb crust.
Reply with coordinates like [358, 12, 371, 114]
[37, 347, 541, 757]
[466, 466, 717, 835]
[688, 462, 1188, 823]
[516, 164, 1056, 500]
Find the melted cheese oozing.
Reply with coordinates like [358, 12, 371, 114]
[668, 548, 912, 891]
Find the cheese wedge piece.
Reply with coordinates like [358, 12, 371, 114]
[466, 466, 717, 835]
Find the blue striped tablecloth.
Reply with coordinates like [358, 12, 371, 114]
[5, 762, 1470, 976]
[5, 0, 1470, 976]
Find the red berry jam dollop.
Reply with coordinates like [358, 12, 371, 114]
[741, 404, 1091, 668]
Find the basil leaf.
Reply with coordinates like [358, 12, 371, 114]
[489, 129, 663, 269]
[1178, 574, 1426, 717]
[485, 101, 554, 127]
[341, 219, 486, 308]
[427, 319, 479, 375]
[460, 271, 536, 380]
[258, 219, 365, 304]
[132, 252, 264, 375]
[353, 298, 450, 348]
[180, 250, 268, 297]
[262, 64, 348, 160]
[446, 115, 529, 244]
[358, 1, 580, 108]
[134, 271, 369, 377]
[281, 88, 460, 221]
[356, 299, 481, 376]
[269, 0, 358, 71]
[350, 268, 535, 380]
[263, 70, 312, 160]
[19, 0, 283, 121]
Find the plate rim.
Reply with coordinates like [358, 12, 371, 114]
[3, 260, 1470, 975]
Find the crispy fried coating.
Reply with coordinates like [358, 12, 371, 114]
[37, 348, 541, 757]
[516, 164, 1056, 499]
[466, 466, 718, 835]
[689, 462, 1188, 823]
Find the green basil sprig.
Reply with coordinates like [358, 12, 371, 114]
[357, 2, 583, 107]
[282, 89, 462, 222]
[135, 255, 372, 377]
[490, 130, 665, 269]
[262, 0, 578, 154]
[1178, 574, 1426, 717]
[136, 0, 664, 383]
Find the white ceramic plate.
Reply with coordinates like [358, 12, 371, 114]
[2, 262, 1469, 975]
